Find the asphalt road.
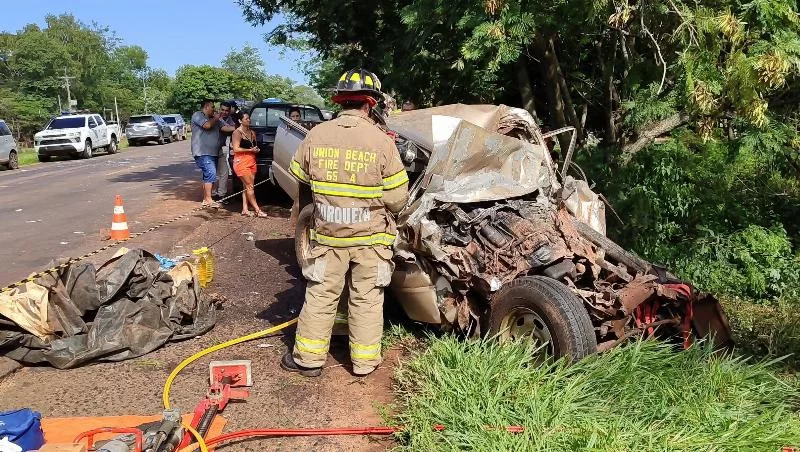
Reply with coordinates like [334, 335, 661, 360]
[0, 140, 199, 287]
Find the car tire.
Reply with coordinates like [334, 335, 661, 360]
[7, 150, 18, 169]
[38, 155, 50, 162]
[294, 204, 314, 265]
[81, 139, 93, 159]
[489, 275, 597, 363]
[106, 137, 118, 154]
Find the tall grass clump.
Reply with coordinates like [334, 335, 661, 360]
[394, 337, 800, 451]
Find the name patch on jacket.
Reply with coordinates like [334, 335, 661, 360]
[316, 203, 371, 224]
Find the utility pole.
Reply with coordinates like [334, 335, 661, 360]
[142, 75, 148, 114]
[58, 68, 76, 112]
[114, 97, 120, 124]
[58, 95, 62, 113]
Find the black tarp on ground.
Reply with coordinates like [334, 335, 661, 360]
[0, 249, 217, 369]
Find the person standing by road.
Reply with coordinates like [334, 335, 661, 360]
[213, 102, 236, 203]
[191, 100, 234, 208]
[281, 68, 409, 377]
[231, 111, 267, 218]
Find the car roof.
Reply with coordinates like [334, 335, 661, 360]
[251, 102, 320, 109]
[55, 114, 91, 119]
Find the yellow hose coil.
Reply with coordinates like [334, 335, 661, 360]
[162, 318, 300, 450]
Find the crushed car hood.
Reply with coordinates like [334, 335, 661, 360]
[388, 104, 732, 351]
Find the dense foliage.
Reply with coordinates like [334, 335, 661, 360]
[240, 0, 800, 303]
[0, 16, 324, 144]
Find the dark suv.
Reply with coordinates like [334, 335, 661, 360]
[231, 100, 326, 186]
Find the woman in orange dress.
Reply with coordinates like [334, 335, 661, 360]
[231, 111, 266, 217]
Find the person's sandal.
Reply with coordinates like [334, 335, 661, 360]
[255, 211, 269, 218]
[242, 211, 255, 217]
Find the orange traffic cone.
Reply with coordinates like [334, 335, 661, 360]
[110, 194, 130, 240]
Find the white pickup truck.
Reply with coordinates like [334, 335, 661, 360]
[34, 113, 121, 161]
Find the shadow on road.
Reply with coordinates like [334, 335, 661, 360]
[108, 160, 199, 201]
[252, 237, 305, 349]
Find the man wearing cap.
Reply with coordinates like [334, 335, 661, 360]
[281, 68, 409, 377]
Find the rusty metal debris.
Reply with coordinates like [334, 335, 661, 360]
[386, 105, 733, 353]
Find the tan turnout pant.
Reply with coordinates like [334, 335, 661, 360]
[293, 245, 394, 374]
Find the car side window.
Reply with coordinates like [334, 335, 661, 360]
[88, 117, 97, 128]
[95, 115, 105, 125]
[0, 122, 9, 136]
[251, 107, 267, 127]
[302, 107, 323, 121]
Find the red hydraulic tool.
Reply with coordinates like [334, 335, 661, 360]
[177, 360, 252, 449]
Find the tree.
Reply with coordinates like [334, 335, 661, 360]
[168, 65, 235, 117]
[222, 44, 267, 81]
[290, 85, 326, 107]
[0, 14, 167, 131]
[238, 0, 800, 302]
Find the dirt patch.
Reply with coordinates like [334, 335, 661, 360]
[0, 194, 400, 451]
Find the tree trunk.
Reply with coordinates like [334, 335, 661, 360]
[534, 34, 570, 153]
[620, 112, 689, 163]
[599, 35, 618, 146]
[515, 56, 537, 117]
[550, 38, 582, 143]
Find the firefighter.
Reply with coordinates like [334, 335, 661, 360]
[281, 68, 410, 377]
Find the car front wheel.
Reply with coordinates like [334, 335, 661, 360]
[489, 276, 597, 363]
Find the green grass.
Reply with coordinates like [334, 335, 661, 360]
[15, 138, 132, 168]
[393, 337, 800, 451]
[723, 296, 800, 371]
[17, 148, 38, 167]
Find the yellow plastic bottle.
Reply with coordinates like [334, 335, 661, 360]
[192, 247, 214, 287]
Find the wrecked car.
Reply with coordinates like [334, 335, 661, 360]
[272, 104, 732, 361]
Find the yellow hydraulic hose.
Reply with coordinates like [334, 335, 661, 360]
[162, 317, 299, 452]
[182, 422, 209, 452]
[163, 317, 299, 409]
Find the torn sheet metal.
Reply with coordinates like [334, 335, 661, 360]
[387, 105, 732, 353]
[561, 175, 607, 235]
[0, 249, 217, 369]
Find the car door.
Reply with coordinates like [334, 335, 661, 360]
[87, 116, 101, 147]
[155, 116, 167, 138]
[0, 121, 11, 161]
[94, 115, 108, 146]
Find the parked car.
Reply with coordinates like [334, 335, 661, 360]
[272, 104, 733, 363]
[231, 99, 326, 188]
[0, 119, 19, 170]
[34, 113, 121, 161]
[162, 114, 186, 141]
[126, 114, 173, 146]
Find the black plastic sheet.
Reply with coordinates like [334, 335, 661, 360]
[0, 249, 217, 369]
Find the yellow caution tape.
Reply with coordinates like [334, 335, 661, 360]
[0, 179, 271, 293]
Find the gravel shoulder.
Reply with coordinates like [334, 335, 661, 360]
[0, 189, 400, 451]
